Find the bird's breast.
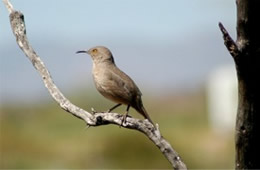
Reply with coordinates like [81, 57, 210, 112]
[92, 63, 123, 103]
[92, 64, 106, 86]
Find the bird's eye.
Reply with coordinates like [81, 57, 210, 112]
[92, 49, 98, 53]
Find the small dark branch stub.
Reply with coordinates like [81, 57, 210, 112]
[218, 22, 240, 58]
[96, 116, 103, 125]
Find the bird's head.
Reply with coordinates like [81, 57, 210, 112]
[76, 46, 115, 64]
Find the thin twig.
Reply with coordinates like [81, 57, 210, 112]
[3, 0, 14, 13]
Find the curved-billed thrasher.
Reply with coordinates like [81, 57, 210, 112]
[76, 46, 154, 126]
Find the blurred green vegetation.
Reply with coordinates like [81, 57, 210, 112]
[0, 88, 235, 169]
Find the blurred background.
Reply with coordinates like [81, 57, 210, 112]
[1, 0, 237, 169]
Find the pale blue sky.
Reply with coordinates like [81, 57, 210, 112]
[0, 0, 236, 103]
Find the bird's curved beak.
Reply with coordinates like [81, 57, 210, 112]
[76, 50, 88, 54]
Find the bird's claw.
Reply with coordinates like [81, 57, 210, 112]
[119, 114, 132, 127]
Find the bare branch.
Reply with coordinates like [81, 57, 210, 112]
[3, 0, 14, 13]
[7, 7, 96, 126]
[3, 0, 187, 169]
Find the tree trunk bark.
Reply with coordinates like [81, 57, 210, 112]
[219, 0, 260, 169]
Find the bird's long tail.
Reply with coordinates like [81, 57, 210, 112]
[137, 105, 155, 126]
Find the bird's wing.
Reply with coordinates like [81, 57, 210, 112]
[111, 66, 142, 95]
[99, 66, 141, 104]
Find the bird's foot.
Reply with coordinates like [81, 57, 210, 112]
[120, 114, 132, 127]
[106, 109, 112, 113]
[120, 115, 126, 127]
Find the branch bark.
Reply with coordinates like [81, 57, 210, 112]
[3, 0, 187, 169]
[219, 0, 260, 169]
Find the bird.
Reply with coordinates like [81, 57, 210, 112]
[76, 46, 154, 126]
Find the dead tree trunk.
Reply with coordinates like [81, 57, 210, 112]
[219, 0, 260, 169]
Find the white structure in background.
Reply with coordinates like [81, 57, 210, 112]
[207, 65, 238, 133]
